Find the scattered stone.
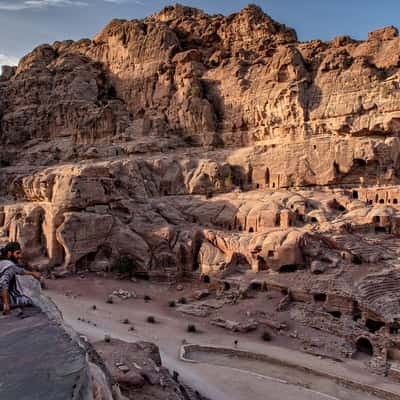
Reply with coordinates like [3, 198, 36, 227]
[112, 289, 136, 300]
[118, 365, 130, 373]
[210, 317, 258, 333]
[193, 289, 209, 300]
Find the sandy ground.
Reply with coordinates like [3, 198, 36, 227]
[44, 276, 399, 400]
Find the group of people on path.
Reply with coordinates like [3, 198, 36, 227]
[0, 242, 42, 315]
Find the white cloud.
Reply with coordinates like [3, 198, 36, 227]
[0, 54, 19, 66]
[0, 0, 88, 10]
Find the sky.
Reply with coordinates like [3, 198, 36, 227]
[0, 0, 399, 65]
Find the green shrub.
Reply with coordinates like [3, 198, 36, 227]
[261, 330, 272, 341]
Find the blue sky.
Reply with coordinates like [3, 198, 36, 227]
[0, 0, 399, 65]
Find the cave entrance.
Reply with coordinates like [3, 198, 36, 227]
[202, 275, 210, 284]
[328, 311, 342, 319]
[352, 190, 358, 199]
[279, 264, 298, 273]
[366, 318, 385, 333]
[354, 159, 367, 167]
[356, 338, 373, 357]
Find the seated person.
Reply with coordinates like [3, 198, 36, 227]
[0, 242, 42, 315]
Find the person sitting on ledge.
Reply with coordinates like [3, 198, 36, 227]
[0, 242, 42, 315]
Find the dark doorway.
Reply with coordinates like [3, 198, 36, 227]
[265, 168, 270, 188]
[313, 293, 327, 302]
[356, 338, 373, 356]
[352, 190, 358, 199]
[328, 311, 342, 319]
[279, 265, 298, 273]
[366, 318, 385, 333]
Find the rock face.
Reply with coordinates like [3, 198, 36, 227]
[1, 3, 400, 280]
[94, 339, 208, 400]
[0, 277, 124, 400]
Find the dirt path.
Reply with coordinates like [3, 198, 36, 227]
[45, 277, 399, 400]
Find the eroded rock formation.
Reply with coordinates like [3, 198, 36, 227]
[2, 3, 400, 376]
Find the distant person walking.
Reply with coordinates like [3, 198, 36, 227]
[0, 242, 41, 315]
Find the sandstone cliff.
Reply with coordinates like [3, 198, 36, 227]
[1, 4, 400, 276]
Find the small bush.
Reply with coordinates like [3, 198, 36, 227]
[187, 324, 197, 333]
[261, 330, 272, 342]
[146, 315, 156, 324]
[168, 300, 176, 308]
[144, 295, 152, 302]
[178, 297, 187, 305]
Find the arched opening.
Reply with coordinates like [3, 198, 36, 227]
[394, 198, 398, 204]
[356, 338, 373, 357]
[352, 190, 358, 199]
[368, 200, 373, 205]
[275, 214, 281, 226]
[313, 293, 327, 302]
[249, 227, 254, 233]
[366, 318, 385, 333]
[379, 199, 384, 204]
[328, 311, 342, 319]
[279, 264, 298, 273]
[311, 217, 318, 223]
[256, 184, 260, 189]
[272, 182, 276, 189]
[265, 168, 270, 187]
[202, 275, 210, 284]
